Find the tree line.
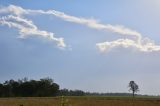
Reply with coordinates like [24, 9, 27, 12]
[0, 78, 60, 97]
[0, 78, 86, 97]
[0, 78, 140, 97]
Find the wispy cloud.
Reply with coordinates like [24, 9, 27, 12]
[0, 5, 141, 41]
[46, 10, 142, 42]
[0, 5, 160, 52]
[0, 5, 66, 49]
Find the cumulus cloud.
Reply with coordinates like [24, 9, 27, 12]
[0, 5, 66, 48]
[0, 5, 160, 52]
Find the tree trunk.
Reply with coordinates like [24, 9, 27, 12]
[133, 91, 135, 98]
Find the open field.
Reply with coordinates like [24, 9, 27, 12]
[0, 96, 160, 106]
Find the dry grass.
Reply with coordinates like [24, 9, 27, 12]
[0, 96, 160, 106]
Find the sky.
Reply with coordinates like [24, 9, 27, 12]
[0, 0, 160, 95]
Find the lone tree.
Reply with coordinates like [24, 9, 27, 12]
[128, 81, 139, 98]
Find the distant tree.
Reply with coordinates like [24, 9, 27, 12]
[59, 89, 85, 96]
[37, 78, 59, 97]
[59, 88, 69, 96]
[128, 81, 139, 98]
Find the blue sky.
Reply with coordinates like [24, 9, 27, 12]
[0, 0, 160, 95]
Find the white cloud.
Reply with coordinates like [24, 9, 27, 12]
[0, 5, 66, 49]
[0, 5, 160, 52]
[0, 5, 28, 16]
[96, 39, 160, 52]
[48, 10, 142, 42]
[0, 5, 141, 42]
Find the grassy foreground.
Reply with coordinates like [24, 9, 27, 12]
[0, 96, 160, 106]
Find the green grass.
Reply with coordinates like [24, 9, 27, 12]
[0, 96, 160, 106]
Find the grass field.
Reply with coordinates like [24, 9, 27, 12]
[0, 96, 160, 106]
